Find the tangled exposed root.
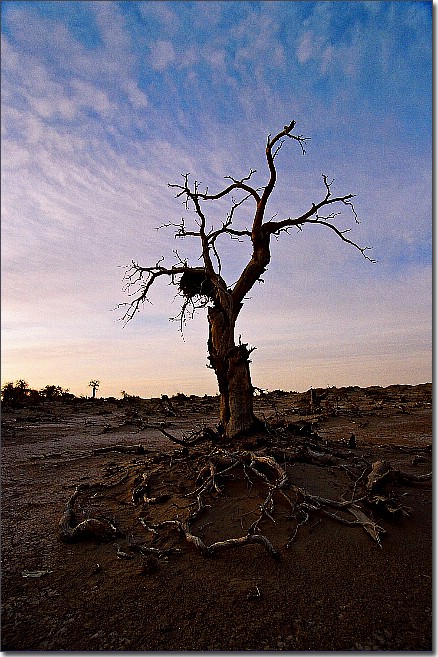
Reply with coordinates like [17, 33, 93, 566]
[58, 431, 431, 559]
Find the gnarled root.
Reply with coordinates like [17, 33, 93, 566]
[59, 487, 118, 543]
[367, 460, 432, 493]
[139, 518, 280, 560]
[59, 435, 431, 557]
[348, 505, 386, 546]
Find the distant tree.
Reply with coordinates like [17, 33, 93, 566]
[16, 379, 30, 397]
[40, 385, 64, 400]
[1, 380, 40, 406]
[1, 382, 16, 404]
[121, 121, 373, 438]
[88, 380, 100, 399]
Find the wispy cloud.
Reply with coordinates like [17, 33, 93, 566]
[149, 39, 176, 71]
[138, 2, 180, 34]
[1, 1, 431, 396]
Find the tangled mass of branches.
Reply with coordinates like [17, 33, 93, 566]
[57, 418, 431, 562]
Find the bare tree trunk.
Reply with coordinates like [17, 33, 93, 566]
[207, 305, 256, 438]
[226, 343, 256, 436]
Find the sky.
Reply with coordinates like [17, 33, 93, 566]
[1, 1, 432, 399]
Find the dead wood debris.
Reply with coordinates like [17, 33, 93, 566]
[132, 473, 172, 505]
[135, 450, 284, 560]
[93, 444, 146, 455]
[139, 517, 281, 560]
[128, 543, 183, 558]
[136, 448, 394, 555]
[139, 423, 217, 448]
[58, 429, 431, 559]
[366, 459, 432, 492]
[59, 486, 118, 543]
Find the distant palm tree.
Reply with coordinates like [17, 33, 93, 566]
[88, 380, 100, 399]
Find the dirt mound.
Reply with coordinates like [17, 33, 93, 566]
[1, 384, 432, 650]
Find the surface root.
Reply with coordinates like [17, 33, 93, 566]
[58, 430, 431, 557]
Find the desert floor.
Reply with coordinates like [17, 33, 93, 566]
[1, 383, 432, 651]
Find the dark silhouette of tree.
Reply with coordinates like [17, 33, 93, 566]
[40, 385, 66, 400]
[1, 382, 17, 404]
[121, 121, 373, 438]
[1, 381, 75, 406]
[88, 380, 100, 399]
[16, 379, 30, 396]
[1, 380, 39, 406]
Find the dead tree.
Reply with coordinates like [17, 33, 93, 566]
[121, 121, 373, 439]
[89, 380, 100, 399]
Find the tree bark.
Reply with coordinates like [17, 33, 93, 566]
[205, 231, 271, 439]
[207, 304, 256, 438]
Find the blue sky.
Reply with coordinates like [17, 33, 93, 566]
[1, 1, 432, 398]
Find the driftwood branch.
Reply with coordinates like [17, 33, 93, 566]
[366, 460, 432, 493]
[139, 518, 280, 560]
[59, 487, 118, 543]
[142, 422, 215, 447]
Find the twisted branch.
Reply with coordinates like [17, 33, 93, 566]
[120, 120, 374, 327]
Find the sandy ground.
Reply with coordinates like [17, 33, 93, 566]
[1, 383, 432, 651]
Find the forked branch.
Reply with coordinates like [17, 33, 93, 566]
[121, 120, 374, 327]
[119, 259, 188, 324]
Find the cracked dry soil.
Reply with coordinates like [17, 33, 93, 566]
[1, 384, 432, 651]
